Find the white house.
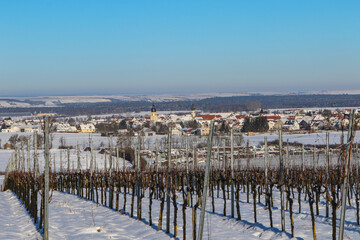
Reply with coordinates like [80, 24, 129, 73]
[283, 120, 300, 131]
[56, 123, 78, 133]
[79, 123, 96, 133]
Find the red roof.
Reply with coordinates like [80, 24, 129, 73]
[235, 115, 247, 119]
[197, 115, 221, 120]
[266, 116, 281, 121]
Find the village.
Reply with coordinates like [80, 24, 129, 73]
[0, 104, 359, 137]
[0, 104, 357, 167]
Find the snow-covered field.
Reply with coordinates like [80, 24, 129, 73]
[47, 191, 170, 239]
[1, 131, 360, 239]
[0, 149, 132, 175]
[0, 131, 357, 172]
[3, 182, 358, 239]
[0, 131, 357, 150]
[2, 178, 360, 239]
[0, 190, 41, 239]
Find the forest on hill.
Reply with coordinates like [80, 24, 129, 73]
[1, 94, 360, 116]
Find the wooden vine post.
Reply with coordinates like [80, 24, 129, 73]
[27, 137, 30, 172]
[198, 121, 214, 240]
[279, 127, 285, 232]
[186, 133, 189, 185]
[136, 134, 142, 220]
[33, 131, 38, 176]
[230, 128, 235, 218]
[264, 136, 268, 185]
[90, 139, 94, 200]
[44, 117, 50, 240]
[339, 109, 356, 240]
[77, 144, 81, 195]
[166, 128, 172, 233]
[302, 143, 305, 172]
[264, 136, 273, 227]
[155, 140, 159, 172]
[326, 132, 330, 218]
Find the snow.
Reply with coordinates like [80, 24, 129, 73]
[0, 130, 358, 172]
[39, 183, 360, 239]
[0, 190, 41, 239]
[1, 131, 360, 239]
[0, 100, 32, 108]
[0, 131, 357, 154]
[0, 149, 132, 173]
[0, 150, 15, 172]
[243, 131, 358, 146]
[2, 178, 360, 239]
[0, 131, 357, 150]
[48, 192, 170, 239]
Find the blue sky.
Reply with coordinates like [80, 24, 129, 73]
[1, 1, 359, 96]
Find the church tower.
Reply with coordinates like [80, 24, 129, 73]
[150, 104, 158, 121]
[191, 103, 196, 119]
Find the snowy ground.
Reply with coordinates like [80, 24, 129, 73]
[87, 186, 359, 240]
[0, 149, 133, 173]
[48, 191, 170, 239]
[1, 131, 360, 239]
[13, 184, 359, 240]
[0, 150, 15, 172]
[1, 181, 360, 239]
[0, 131, 358, 151]
[0, 190, 41, 239]
[0, 130, 358, 172]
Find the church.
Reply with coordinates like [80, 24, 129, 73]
[150, 104, 158, 121]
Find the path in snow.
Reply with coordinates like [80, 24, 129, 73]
[48, 191, 171, 239]
[0, 190, 41, 240]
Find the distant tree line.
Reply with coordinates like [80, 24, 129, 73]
[1, 94, 360, 116]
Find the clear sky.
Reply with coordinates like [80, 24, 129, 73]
[1, 1, 359, 97]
